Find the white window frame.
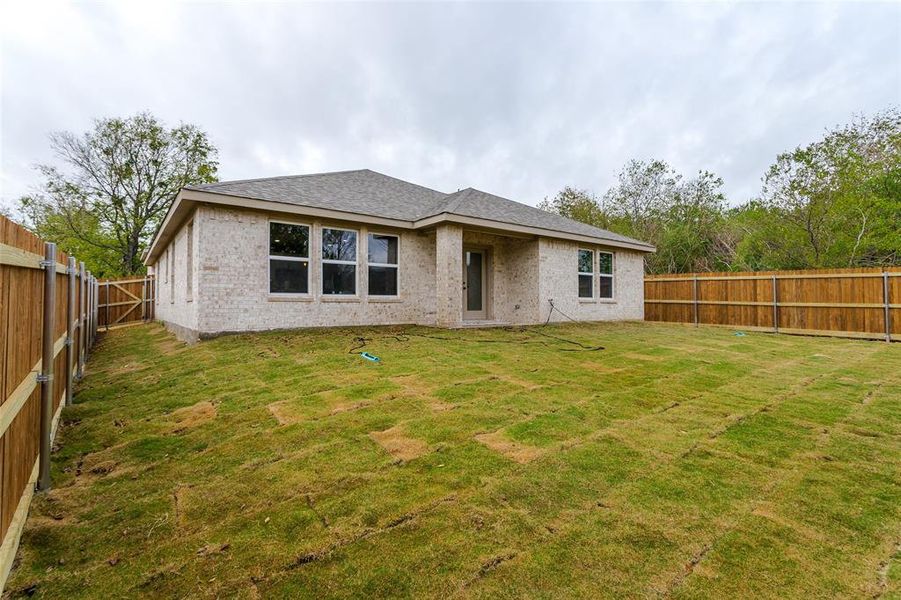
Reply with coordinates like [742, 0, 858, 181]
[321, 226, 359, 296]
[367, 231, 400, 298]
[578, 248, 594, 299]
[268, 219, 311, 296]
[170, 243, 175, 304]
[598, 251, 615, 300]
[186, 221, 194, 302]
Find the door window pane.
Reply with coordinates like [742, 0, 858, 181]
[270, 260, 309, 294]
[368, 234, 398, 264]
[322, 229, 357, 261]
[466, 251, 483, 311]
[323, 263, 356, 295]
[368, 266, 397, 296]
[270, 223, 309, 258]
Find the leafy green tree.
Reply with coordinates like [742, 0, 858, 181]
[537, 186, 609, 228]
[19, 113, 218, 276]
[540, 160, 730, 273]
[754, 107, 900, 268]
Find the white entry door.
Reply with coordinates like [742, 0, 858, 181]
[463, 248, 488, 320]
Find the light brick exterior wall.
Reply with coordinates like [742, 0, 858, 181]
[435, 224, 463, 328]
[153, 205, 646, 340]
[537, 238, 645, 323]
[153, 209, 199, 339]
[193, 206, 437, 336]
[461, 230, 540, 325]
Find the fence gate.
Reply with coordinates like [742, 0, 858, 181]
[97, 276, 155, 330]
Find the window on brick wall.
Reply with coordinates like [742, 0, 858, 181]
[322, 227, 357, 295]
[269, 221, 310, 294]
[367, 233, 398, 296]
[578, 249, 593, 298]
[170, 243, 175, 303]
[598, 251, 614, 299]
[186, 221, 194, 302]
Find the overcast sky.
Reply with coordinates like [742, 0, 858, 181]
[1, 1, 899, 213]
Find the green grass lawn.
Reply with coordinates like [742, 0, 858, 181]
[6, 322, 900, 599]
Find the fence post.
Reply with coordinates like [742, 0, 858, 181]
[86, 272, 93, 356]
[38, 242, 57, 492]
[77, 262, 86, 378]
[93, 276, 97, 342]
[106, 281, 111, 331]
[150, 270, 155, 321]
[772, 275, 779, 333]
[884, 272, 892, 343]
[65, 257, 76, 406]
[94, 277, 99, 341]
[692, 276, 699, 327]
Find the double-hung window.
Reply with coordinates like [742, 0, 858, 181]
[322, 228, 357, 295]
[368, 233, 398, 296]
[269, 221, 310, 294]
[578, 249, 594, 298]
[598, 251, 614, 299]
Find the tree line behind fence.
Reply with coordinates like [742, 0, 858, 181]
[645, 267, 901, 341]
[0, 215, 101, 591]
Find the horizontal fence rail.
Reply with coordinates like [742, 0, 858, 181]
[645, 267, 901, 342]
[0, 216, 101, 593]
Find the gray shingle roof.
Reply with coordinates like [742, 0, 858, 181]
[190, 169, 448, 221]
[188, 169, 653, 250]
[432, 188, 648, 247]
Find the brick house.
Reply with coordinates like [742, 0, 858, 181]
[144, 169, 654, 341]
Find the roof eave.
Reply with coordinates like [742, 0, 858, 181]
[144, 187, 655, 266]
[413, 212, 656, 252]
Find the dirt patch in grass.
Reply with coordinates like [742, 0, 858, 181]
[329, 401, 371, 416]
[169, 401, 216, 432]
[267, 401, 298, 426]
[475, 430, 545, 464]
[369, 426, 429, 461]
[491, 375, 543, 391]
[751, 504, 828, 542]
[429, 399, 456, 412]
[157, 337, 188, 355]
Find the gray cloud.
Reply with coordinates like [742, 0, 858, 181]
[2, 1, 898, 214]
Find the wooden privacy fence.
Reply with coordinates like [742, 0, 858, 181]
[97, 275, 155, 330]
[0, 216, 100, 592]
[645, 267, 901, 341]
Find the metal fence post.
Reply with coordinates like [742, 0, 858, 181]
[77, 262, 86, 378]
[38, 242, 57, 492]
[692, 276, 699, 327]
[94, 277, 99, 340]
[884, 272, 892, 343]
[65, 257, 76, 406]
[95, 278, 100, 338]
[86, 272, 93, 356]
[772, 275, 779, 333]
